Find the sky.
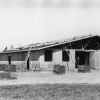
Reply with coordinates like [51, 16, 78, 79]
[0, 0, 100, 50]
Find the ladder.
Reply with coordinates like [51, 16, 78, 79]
[24, 46, 33, 70]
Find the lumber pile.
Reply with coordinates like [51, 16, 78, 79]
[53, 64, 66, 74]
[9, 64, 16, 72]
[78, 65, 90, 72]
[0, 64, 16, 72]
[0, 64, 8, 71]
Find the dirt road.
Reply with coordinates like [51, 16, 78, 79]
[0, 70, 100, 85]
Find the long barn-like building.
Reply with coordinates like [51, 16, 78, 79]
[0, 34, 100, 72]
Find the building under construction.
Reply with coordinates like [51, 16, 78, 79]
[0, 34, 100, 72]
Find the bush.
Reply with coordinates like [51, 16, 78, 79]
[53, 64, 66, 74]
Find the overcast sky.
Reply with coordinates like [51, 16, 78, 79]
[0, 0, 100, 50]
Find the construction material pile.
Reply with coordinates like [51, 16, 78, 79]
[9, 64, 16, 72]
[53, 64, 66, 74]
[0, 64, 8, 71]
[78, 65, 90, 72]
[0, 64, 16, 72]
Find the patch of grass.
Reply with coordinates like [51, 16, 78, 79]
[1, 84, 100, 100]
[0, 72, 17, 80]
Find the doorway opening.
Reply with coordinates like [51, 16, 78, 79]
[75, 51, 90, 68]
[8, 56, 11, 65]
[27, 58, 30, 70]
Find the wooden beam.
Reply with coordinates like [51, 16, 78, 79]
[65, 49, 97, 52]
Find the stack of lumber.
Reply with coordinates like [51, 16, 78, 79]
[53, 64, 66, 74]
[0, 64, 16, 72]
[9, 64, 16, 72]
[78, 65, 90, 72]
[0, 64, 8, 71]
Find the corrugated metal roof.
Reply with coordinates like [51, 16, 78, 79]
[0, 34, 98, 53]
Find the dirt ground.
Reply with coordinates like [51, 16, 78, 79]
[0, 69, 100, 86]
[0, 70, 100, 100]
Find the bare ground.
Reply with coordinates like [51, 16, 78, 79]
[0, 70, 100, 99]
[0, 69, 100, 85]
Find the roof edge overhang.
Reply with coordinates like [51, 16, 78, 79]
[0, 49, 97, 54]
[0, 34, 99, 54]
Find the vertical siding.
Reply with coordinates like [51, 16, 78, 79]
[0, 54, 8, 61]
[0, 49, 76, 72]
[89, 51, 95, 69]
[29, 50, 42, 71]
[39, 49, 55, 71]
[0, 52, 26, 71]
[95, 50, 100, 69]
[68, 50, 75, 70]
[0, 51, 42, 71]
[0, 52, 26, 61]
[39, 50, 50, 71]
[30, 51, 40, 61]
[39, 49, 75, 71]
[53, 49, 62, 63]
[11, 61, 25, 71]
